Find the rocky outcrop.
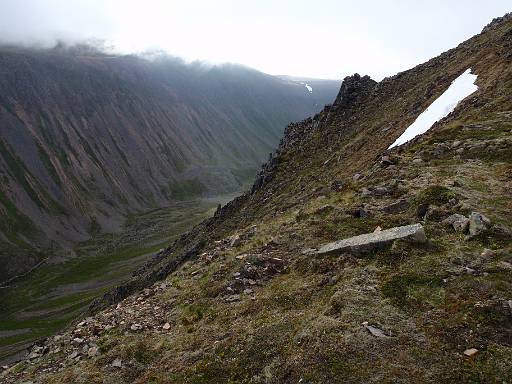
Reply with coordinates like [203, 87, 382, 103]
[332, 73, 377, 109]
[250, 73, 376, 195]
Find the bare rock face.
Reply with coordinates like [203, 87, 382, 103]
[333, 73, 377, 109]
[314, 224, 427, 256]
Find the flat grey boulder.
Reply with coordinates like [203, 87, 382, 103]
[314, 223, 427, 256]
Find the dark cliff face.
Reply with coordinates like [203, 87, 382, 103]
[332, 74, 377, 109]
[0, 48, 340, 281]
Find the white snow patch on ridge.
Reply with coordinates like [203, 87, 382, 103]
[388, 69, 478, 149]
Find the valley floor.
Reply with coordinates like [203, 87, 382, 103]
[0, 195, 235, 366]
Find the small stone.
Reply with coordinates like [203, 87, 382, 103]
[374, 226, 382, 232]
[480, 248, 496, 258]
[68, 351, 80, 360]
[315, 204, 336, 214]
[381, 156, 394, 166]
[28, 351, 42, 360]
[52, 347, 61, 354]
[73, 337, 84, 344]
[373, 186, 390, 196]
[412, 158, 423, 164]
[230, 234, 242, 247]
[130, 323, 142, 331]
[243, 288, 254, 295]
[352, 207, 372, 218]
[360, 188, 371, 197]
[362, 322, 389, 338]
[87, 347, 99, 357]
[463, 348, 478, 357]
[498, 261, 512, 270]
[162, 322, 171, 330]
[331, 180, 344, 192]
[111, 358, 123, 368]
[225, 294, 241, 303]
[353, 173, 362, 181]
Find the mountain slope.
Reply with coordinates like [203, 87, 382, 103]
[3, 13, 512, 383]
[0, 48, 340, 282]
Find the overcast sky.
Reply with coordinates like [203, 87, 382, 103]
[0, 1, 510, 79]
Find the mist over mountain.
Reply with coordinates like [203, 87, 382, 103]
[0, 44, 339, 281]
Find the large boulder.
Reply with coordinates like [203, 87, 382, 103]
[468, 212, 491, 236]
[314, 224, 427, 256]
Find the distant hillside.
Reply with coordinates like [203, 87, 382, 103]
[0, 46, 340, 281]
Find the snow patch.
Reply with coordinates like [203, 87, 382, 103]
[300, 81, 313, 93]
[388, 69, 478, 149]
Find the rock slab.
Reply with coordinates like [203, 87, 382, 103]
[315, 224, 427, 256]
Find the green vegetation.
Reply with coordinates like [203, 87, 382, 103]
[414, 185, 456, 206]
[169, 179, 206, 200]
[0, 197, 219, 363]
[381, 274, 444, 308]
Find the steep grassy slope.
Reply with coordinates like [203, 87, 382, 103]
[3, 14, 512, 383]
[0, 48, 339, 281]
